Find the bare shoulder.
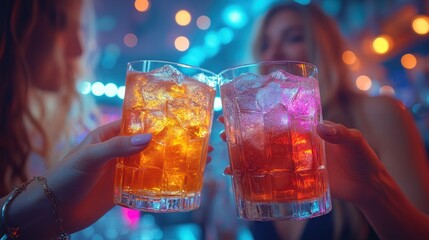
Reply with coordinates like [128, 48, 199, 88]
[350, 94, 418, 153]
[359, 95, 407, 118]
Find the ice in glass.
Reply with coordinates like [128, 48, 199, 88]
[219, 61, 331, 220]
[114, 61, 217, 212]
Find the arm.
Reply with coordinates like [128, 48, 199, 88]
[362, 96, 429, 212]
[317, 121, 429, 240]
[1, 120, 152, 239]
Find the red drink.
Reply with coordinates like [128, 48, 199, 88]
[219, 61, 331, 220]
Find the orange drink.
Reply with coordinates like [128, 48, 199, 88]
[114, 60, 217, 212]
[219, 61, 331, 220]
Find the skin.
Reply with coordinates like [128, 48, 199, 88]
[0, 121, 152, 239]
[222, 120, 429, 240]
[0, 120, 214, 239]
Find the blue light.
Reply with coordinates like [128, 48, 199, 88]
[104, 83, 118, 97]
[180, 46, 206, 66]
[251, 0, 276, 14]
[101, 44, 121, 69]
[321, 0, 341, 16]
[213, 97, 222, 111]
[77, 81, 91, 95]
[117, 86, 125, 99]
[222, 5, 248, 29]
[218, 27, 234, 45]
[204, 31, 220, 48]
[91, 82, 105, 96]
[294, 0, 311, 5]
[96, 15, 116, 32]
[204, 31, 221, 57]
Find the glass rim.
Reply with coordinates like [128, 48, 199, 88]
[218, 60, 318, 76]
[127, 59, 217, 76]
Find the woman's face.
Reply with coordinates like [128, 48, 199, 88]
[27, 0, 84, 92]
[259, 10, 308, 62]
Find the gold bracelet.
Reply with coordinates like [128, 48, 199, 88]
[34, 176, 70, 240]
[1, 177, 36, 239]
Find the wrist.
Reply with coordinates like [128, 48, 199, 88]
[6, 177, 69, 239]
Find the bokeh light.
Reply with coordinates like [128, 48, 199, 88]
[222, 5, 248, 29]
[117, 86, 126, 99]
[401, 53, 417, 69]
[355, 75, 372, 91]
[204, 31, 221, 57]
[379, 85, 395, 96]
[218, 27, 234, 44]
[134, 0, 150, 12]
[179, 46, 206, 67]
[124, 33, 138, 48]
[214, 97, 223, 111]
[412, 15, 429, 35]
[294, 0, 311, 5]
[174, 36, 190, 51]
[97, 16, 116, 31]
[91, 82, 105, 96]
[342, 50, 357, 65]
[371, 35, 391, 55]
[176, 10, 192, 26]
[104, 83, 118, 98]
[196, 15, 211, 30]
[77, 81, 91, 95]
[101, 44, 121, 69]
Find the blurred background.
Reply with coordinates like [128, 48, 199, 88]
[73, 0, 429, 239]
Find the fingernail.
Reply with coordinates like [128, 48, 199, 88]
[131, 134, 152, 146]
[320, 122, 337, 136]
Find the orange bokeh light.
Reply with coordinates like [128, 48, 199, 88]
[355, 75, 372, 91]
[174, 36, 190, 51]
[401, 54, 417, 69]
[176, 10, 192, 26]
[342, 50, 357, 65]
[135, 0, 150, 12]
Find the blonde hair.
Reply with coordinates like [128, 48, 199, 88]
[0, 0, 98, 196]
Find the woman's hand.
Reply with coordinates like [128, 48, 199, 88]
[316, 121, 387, 206]
[220, 116, 388, 206]
[46, 120, 152, 233]
[48, 120, 214, 233]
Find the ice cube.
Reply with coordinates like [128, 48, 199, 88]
[231, 72, 269, 93]
[256, 82, 283, 112]
[236, 91, 260, 112]
[289, 88, 320, 117]
[269, 69, 293, 81]
[147, 65, 185, 84]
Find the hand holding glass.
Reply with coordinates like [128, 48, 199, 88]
[219, 61, 332, 220]
[114, 60, 217, 212]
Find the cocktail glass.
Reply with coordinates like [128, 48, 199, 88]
[219, 61, 331, 220]
[114, 60, 217, 212]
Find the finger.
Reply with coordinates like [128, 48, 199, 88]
[223, 166, 232, 176]
[208, 145, 214, 153]
[206, 156, 212, 165]
[317, 121, 374, 156]
[220, 130, 226, 142]
[217, 115, 224, 123]
[80, 120, 122, 146]
[74, 134, 152, 170]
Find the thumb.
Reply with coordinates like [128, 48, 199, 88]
[317, 121, 378, 160]
[72, 134, 152, 170]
